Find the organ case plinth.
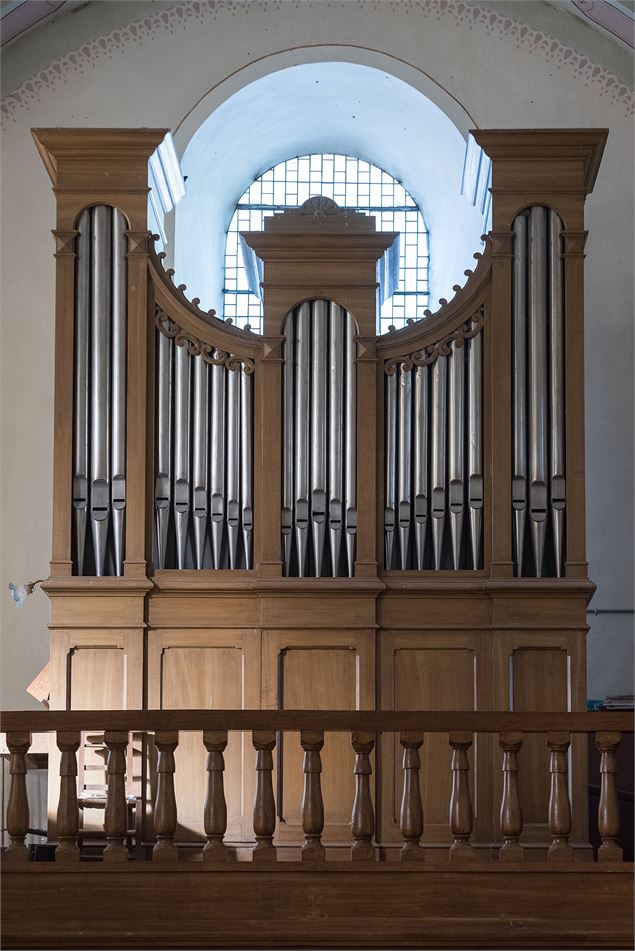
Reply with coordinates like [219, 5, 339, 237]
[34, 127, 607, 856]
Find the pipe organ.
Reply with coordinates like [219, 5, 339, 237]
[34, 127, 607, 857]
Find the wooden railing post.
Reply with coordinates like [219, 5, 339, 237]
[547, 731, 573, 862]
[300, 730, 325, 862]
[252, 731, 276, 862]
[596, 731, 622, 862]
[399, 731, 425, 861]
[499, 731, 524, 862]
[56, 730, 80, 863]
[5, 732, 31, 864]
[103, 731, 129, 863]
[449, 731, 475, 862]
[153, 731, 178, 862]
[203, 730, 230, 863]
[351, 731, 375, 861]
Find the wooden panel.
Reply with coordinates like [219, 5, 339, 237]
[512, 647, 568, 829]
[262, 630, 374, 845]
[148, 629, 260, 843]
[69, 648, 126, 710]
[148, 594, 260, 629]
[380, 631, 494, 849]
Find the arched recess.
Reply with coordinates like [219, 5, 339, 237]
[172, 53, 485, 318]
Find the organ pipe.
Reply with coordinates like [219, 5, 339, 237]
[226, 361, 241, 570]
[155, 331, 172, 570]
[512, 205, 566, 578]
[448, 341, 464, 571]
[73, 205, 127, 577]
[192, 355, 209, 569]
[397, 365, 412, 569]
[241, 367, 253, 569]
[413, 366, 428, 570]
[210, 358, 226, 569]
[173, 340, 191, 569]
[431, 354, 447, 571]
[467, 332, 483, 570]
[384, 370, 397, 569]
[281, 300, 356, 577]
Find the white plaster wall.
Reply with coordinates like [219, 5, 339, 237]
[1, 1, 633, 709]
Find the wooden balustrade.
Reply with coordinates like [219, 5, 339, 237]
[153, 731, 179, 863]
[252, 731, 276, 862]
[5, 732, 31, 865]
[351, 731, 375, 861]
[1, 710, 632, 867]
[202, 730, 230, 863]
[399, 731, 425, 861]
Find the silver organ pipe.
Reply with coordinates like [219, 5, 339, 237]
[210, 358, 225, 570]
[448, 341, 464, 571]
[281, 321, 295, 574]
[73, 206, 127, 576]
[111, 211, 127, 577]
[431, 354, 447, 571]
[384, 369, 397, 569]
[173, 339, 191, 569]
[294, 302, 311, 577]
[240, 367, 253, 569]
[90, 206, 112, 578]
[73, 211, 90, 574]
[344, 310, 357, 577]
[467, 332, 483, 570]
[226, 361, 241, 570]
[549, 210, 565, 578]
[281, 300, 356, 577]
[511, 206, 566, 578]
[528, 207, 548, 578]
[397, 365, 412, 569]
[413, 366, 428, 570]
[192, 355, 208, 569]
[155, 331, 173, 570]
[310, 300, 328, 576]
[512, 213, 528, 575]
[328, 304, 344, 575]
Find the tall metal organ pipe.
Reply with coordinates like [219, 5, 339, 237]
[72, 205, 127, 577]
[281, 300, 357, 577]
[383, 323, 483, 571]
[512, 206, 565, 577]
[153, 338, 254, 571]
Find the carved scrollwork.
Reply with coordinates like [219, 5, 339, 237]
[155, 306, 255, 374]
[385, 306, 484, 376]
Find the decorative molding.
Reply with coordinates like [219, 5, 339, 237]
[1, 1, 633, 130]
[126, 231, 151, 255]
[385, 306, 484, 375]
[562, 230, 589, 256]
[287, 196, 342, 217]
[155, 305, 255, 374]
[489, 231, 514, 257]
[52, 229, 78, 256]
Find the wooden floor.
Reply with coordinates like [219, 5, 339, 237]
[2, 863, 633, 950]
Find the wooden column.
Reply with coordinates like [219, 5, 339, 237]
[252, 731, 276, 862]
[5, 732, 31, 865]
[351, 731, 375, 861]
[153, 731, 178, 863]
[55, 730, 80, 863]
[399, 731, 425, 862]
[300, 730, 325, 862]
[596, 731, 623, 862]
[547, 731, 573, 862]
[449, 732, 475, 862]
[103, 731, 129, 863]
[499, 731, 524, 862]
[202, 730, 230, 863]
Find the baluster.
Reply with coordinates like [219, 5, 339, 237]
[301, 730, 325, 862]
[449, 732, 475, 862]
[547, 731, 573, 862]
[153, 731, 178, 863]
[5, 732, 31, 865]
[499, 732, 524, 862]
[252, 731, 277, 862]
[351, 731, 375, 861]
[56, 731, 80, 863]
[103, 731, 129, 863]
[399, 731, 425, 861]
[596, 731, 622, 862]
[203, 730, 230, 863]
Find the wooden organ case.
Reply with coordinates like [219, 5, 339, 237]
[34, 127, 607, 858]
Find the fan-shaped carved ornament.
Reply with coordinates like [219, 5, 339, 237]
[155, 306, 255, 374]
[287, 196, 342, 217]
[384, 306, 484, 375]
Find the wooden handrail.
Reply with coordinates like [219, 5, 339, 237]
[1, 710, 632, 733]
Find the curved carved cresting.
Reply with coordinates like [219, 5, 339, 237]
[384, 307, 484, 377]
[155, 306, 254, 375]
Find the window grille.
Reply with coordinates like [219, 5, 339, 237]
[223, 154, 430, 335]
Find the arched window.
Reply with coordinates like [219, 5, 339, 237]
[223, 154, 429, 335]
